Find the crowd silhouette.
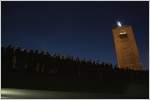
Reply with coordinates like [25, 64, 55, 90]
[2, 44, 148, 81]
[1, 44, 149, 98]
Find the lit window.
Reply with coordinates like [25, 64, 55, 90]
[119, 32, 128, 38]
[120, 32, 127, 35]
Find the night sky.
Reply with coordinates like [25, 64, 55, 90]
[2, 1, 149, 70]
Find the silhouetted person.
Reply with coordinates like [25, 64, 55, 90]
[34, 50, 39, 72]
[28, 49, 34, 72]
[12, 47, 16, 70]
[6, 45, 16, 71]
[39, 51, 45, 73]
[22, 49, 28, 71]
[1, 46, 6, 74]
[44, 52, 51, 74]
[5, 45, 11, 71]
[15, 47, 23, 70]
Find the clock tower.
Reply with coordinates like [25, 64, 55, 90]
[112, 22, 141, 70]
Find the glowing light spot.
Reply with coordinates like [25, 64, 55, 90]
[117, 21, 122, 27]
[120, 32, 127, 35]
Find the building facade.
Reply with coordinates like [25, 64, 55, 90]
[112, 24, 141, 70]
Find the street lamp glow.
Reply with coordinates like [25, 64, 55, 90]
[117, 21, 122, 27]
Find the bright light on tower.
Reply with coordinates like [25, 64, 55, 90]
[117, 21, 122, 27]
[120, 32, 127, 35]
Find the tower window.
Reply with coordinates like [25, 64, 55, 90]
[119, 32, 128, 38]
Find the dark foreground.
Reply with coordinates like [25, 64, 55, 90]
[2, 71, 149, 99]
[1, 46, 149, 99]
[1, 87, 147, 99]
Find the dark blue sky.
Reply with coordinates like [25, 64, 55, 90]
[2, 1, 149, 70]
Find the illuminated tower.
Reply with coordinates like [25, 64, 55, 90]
[112, 21, 141, 70]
